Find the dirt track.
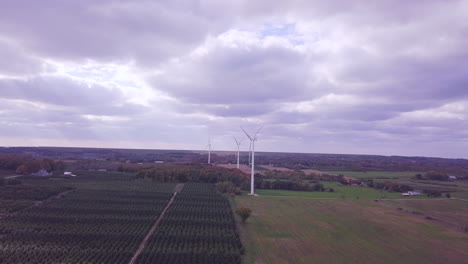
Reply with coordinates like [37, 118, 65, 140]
[128, 183, 184, 264]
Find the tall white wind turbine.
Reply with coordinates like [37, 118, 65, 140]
[241, 126, 263, 195]
[206, 138, 212, 164]
[233, 137, 243, 169]
[248, 141, 252, 167]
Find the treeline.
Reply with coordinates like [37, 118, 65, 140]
[263, 169, 343, 182]
[414, 171, 453, 181]
[254, 153, 468, 174]
[0, 154, 66, 175]
[136, 164, 247, 184]
[366, 180, 414, 192]
[252, 178, 329, 192]
[247, 173, 333, 192]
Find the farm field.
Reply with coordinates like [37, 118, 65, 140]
[322, 170, 468, 198]
[236, 195, 468, 264]
[382, 199, 468, 232]
[0, 176, 176, 263]
[137, 183, 243, 264]
[391, 178, 468, 198]
[0, 172, 242, 264]
[254, 183, 427, 200]
[324, 170, 419, 179]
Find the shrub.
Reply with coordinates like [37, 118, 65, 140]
[236, 207, 252, 223]
[216, 181, 240, 195]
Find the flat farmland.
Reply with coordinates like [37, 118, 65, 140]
[324, 171, 419, 179]
[383, 199, 468, 232]
[255, 183, 426, 199]
[236, 196, 468, 264]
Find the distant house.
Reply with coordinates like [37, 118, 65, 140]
[448, 175, 457, 181]
[401, 191, 422, 196]
[154, 160, 164, 164]
[33, 169, 50, 177]
[97, 169, 107, 172]
[64, 172, 76, 177]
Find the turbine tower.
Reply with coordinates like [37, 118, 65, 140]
[248, 141, 252, 167]
[241, 126, 263, 195]
[206, 138, 212, 164]
[233, 137, 243, 169]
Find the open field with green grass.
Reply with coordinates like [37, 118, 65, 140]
[382, 199, 468, 231]
[324, 170, 419, 179]
[322, 170, 468, 199]
[236, 195, 468, 264]
[391, 178, 468, 198]
[254, 183, 429, 200]
[453, 192, 468, 199]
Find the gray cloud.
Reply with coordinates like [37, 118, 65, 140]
[1, 0, 468, 157]
[0, 39, 43, 75]
[151, 40, 315, 105]
[0, 76, 148, 115]
[0, 0, 226, 66]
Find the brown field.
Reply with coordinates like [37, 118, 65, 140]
[260, 165, 293, 172]
[216, 163, 252, 174]
[236, 196, 468, 264]
[301, 168, 330, 176]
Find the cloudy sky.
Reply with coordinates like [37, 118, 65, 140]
[1, 0, 468, 158]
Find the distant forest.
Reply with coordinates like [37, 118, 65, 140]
[1, 147, 468, 176]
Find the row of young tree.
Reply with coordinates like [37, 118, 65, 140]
[137, 183, 243, 264]
[0, 181, 176, 264]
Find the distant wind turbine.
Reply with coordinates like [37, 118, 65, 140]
[241, 126, 263, 195]
[206, 138, 212, 164]
[233, 137, 243, 169]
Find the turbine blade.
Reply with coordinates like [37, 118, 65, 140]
[241, 127, 252, 140]
[253, 126, 263, 139]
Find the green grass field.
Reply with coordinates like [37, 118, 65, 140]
[321, 170, 468, 199]
[324, 170, 419, 179]
[236, 196, 468, 264]
[254, 183, 429, 200]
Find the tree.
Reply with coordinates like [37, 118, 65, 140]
[216, 181, 239, 195]
[16, 164, 29, 175]
[236, 207, 252, 223]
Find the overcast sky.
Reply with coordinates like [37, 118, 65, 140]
[1, 0, 468, 158]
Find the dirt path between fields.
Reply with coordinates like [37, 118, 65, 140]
[129, 183, 184, 264]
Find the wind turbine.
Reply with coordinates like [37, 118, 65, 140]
[233, 137, 243, 169]
[241, 126, 263, 195]
[206, 138, 212, 164]
[248, 141, 252, 168]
